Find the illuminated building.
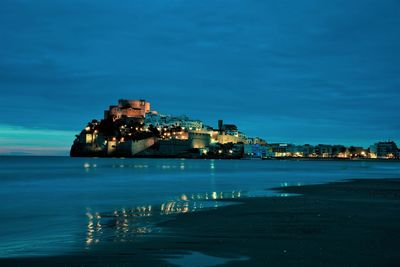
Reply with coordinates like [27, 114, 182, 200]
[247, 137, 267, 145]
[314, 144, 333, 158]
[243, 144, 273, 158]
[369, 141, 399, 159]
[213, 120, 249, 144]
[104, 99, 151, 120]
[268, 143, 296, 157]
[144, 113, 203, 130]
[346, 146, 367, 158]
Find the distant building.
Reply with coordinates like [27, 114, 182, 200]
[332, 145, 348, 158]
[295, 144, 314, 157]
[347, 146, 367, 158]
[314, 144, 333, 158]
[216, 120, 238, 135]
[224, 124, 238, 136]
[144, 113, 203, 130]
[369, 141, 398, 159]
[157, 132, 211, 155]
[267, 143, 296, 157]
[247, 137, 267, 146]
[216, 134, 237, 144]
[104, 99, 150, 120]
[244, 144, 272, 158]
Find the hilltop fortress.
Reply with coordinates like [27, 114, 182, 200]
[70, 99, 399, 159]
[70, 99, 250, 158]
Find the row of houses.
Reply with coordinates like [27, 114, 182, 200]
[243, 141, 399, 159]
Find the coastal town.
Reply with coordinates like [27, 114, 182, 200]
[71, 99, 399, 159]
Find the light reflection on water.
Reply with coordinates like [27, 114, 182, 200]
[85, 190, 244, 248]
[82, 158, 221, 172]
[1, 157, 400, 258]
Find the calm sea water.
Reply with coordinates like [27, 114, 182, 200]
[0, 156, 399, 258]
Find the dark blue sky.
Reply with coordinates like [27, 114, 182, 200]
[1, 0, 399, 155]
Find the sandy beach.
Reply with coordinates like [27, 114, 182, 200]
[2, 178, 400, 267]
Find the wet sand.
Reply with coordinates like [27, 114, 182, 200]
[2, 178, 400, 266]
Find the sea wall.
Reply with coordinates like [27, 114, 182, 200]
[116, 137, 156, 156]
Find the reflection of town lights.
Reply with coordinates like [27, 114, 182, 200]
[83, 189, 249, 246]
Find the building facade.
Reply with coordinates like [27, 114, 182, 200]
[104, 99, 151, 120]
[369, 141, 398, 159]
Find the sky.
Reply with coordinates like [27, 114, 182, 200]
[0, 0, 399, 155]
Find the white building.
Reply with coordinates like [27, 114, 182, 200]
[144, 113, 203, 130]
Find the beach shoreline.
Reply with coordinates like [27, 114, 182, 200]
[1, 178, 400, 266]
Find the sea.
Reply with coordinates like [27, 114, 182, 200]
[0, 156, 399, 258]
